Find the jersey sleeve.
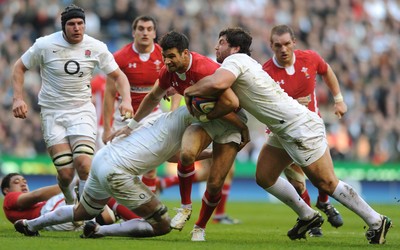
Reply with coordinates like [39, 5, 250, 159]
[309, 50, 328, 75]
[3, 192, 22, 210]
[220, 55, 242, 78]
[97, 43, 119, 74]
[20, 40, 42, 70]
[158, 66, 171, 90]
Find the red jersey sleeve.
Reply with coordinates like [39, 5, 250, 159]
[3, 192, 45, 223]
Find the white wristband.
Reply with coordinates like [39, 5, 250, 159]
[334, 93, 344, 103]
[127, 119, 139, 129]
[199, 115, 210, 122]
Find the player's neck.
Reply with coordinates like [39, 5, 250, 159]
[133, 43, 154, 54]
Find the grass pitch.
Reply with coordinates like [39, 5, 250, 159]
[1, 200, 398, 250]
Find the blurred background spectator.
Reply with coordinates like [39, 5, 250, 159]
[1, 0, 399, 165]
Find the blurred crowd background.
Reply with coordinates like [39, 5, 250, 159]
[0, 0, 399, 165]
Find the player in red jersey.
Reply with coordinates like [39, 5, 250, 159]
[262, 25, 347, 237]
[102, 15, 168, 194]
[1, 173, 136, 231]
[124, 31, 249, 241]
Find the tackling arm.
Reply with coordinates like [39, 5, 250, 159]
[184, 68, 237, 97]
[16, 185, 61, 209]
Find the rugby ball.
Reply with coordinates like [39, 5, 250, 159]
[191, 96, 217, 114]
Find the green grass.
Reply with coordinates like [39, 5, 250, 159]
[1, 199, 399, 250]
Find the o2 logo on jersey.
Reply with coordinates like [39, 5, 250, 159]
[64, 60, 83, 77]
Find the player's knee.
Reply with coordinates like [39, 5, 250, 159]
[206, 178, 224, 195]
[179, 151, 196, 166]
[80, 193, 105, 219]
[145, 204, 171, 236]
[53, 152, 73, 170]
[72, 143, 95, 159]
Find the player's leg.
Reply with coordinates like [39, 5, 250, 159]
[48, 143, 77, 205]
[83, 174, 171, 238]
[284, 163, 323, 237]
[192, 142, 237, 241]
[170, 125, 211, 230]
[142, 169, 158, 193]
[70, 137, 95, 199]
[303, 148, 391, 244]
[213, 163, 240, 224]
[106, 198, 141, 221]
[256, 143, 323, 240]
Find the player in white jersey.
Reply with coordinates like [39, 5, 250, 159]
[184, 27, 392, 244]
[11, 4, 133, 205]
[13, 105, 248, 238]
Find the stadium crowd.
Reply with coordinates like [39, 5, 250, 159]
[0, 0, 399, 165]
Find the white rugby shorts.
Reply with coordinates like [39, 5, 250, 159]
[40, 102, 97, 147]
[266, 112, 328, 167]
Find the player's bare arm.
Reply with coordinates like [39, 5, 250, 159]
[16, 185, 61, 209]
[12, 59, 29, 119]
[102, 76, 118, 144]
[322, 65, 348, 119]
[107, 68, 133, 120]
[133, 83, 167, 122]
[184, 68, 236, 97]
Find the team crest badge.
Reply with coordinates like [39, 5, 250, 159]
[301, 67, 310, 79]
[85, 50, 91, 58]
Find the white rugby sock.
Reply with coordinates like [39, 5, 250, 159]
[78, 179, 86, 198]
[332, 180, 381, 228]
[265, 177, 316, 220]
[96, 219, 154, 237]
[27, 205, 74, 231]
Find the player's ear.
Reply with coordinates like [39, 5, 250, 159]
[2, 187, 9, 195]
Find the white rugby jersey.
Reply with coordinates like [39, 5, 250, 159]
[220, 53, 311, 135]
[21, 31, 118, 109]
[105, 106, 195, 175]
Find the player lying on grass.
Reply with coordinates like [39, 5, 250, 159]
[1, 173, 119, 231]
[13, 102, 248, 238]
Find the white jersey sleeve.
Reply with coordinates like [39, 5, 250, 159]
[21, 31, 118, 109]
[220, 54, 310, 134]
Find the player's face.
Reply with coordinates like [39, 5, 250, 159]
[133, 20, 156, 49]
[215, 36, 234, 63]
[64, 18, 85, 44]
[270, 32, 295, 67]
[5, 175, 29, 194]
[162, 48, 189, 73]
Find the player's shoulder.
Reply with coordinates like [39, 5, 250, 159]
[33, 32, 62, 48]
[83, 34, 108, 48]
[295, 49, 321, 59]
[262, 58, 274, 70]
[191, 52, 219, 71]
[114, 42, 134, 57]
[154, 43, 162, 53]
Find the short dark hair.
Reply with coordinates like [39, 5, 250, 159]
[270, 25, 296, 43]
[1, 173, 20, 196]
[159, 31, 189, 53]
[132, 15, 157, 31]
[219, 27, 252, 56]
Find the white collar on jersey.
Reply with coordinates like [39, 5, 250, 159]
[175, 53, 192, 81]
[272, 53, 296, 75]
[132, 43, 154, 62]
